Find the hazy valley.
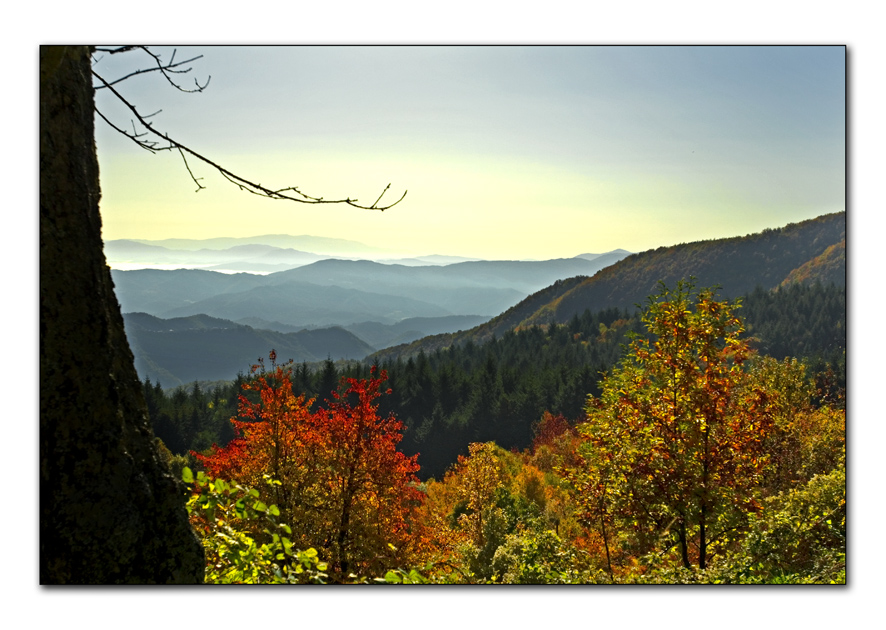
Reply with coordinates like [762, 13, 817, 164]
[109, 215, 844, 388]
[108, 241, 632, 385]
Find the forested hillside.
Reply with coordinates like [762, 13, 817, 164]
[124, 313, 375, 387]
[780, 238, 845, 288]
[153, 281, 844, 481]
[390, 212, 844, 353]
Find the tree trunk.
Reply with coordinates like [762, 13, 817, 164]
[699, 423, 710, 570]
[678, 519, 691, 570]
[40, 45, 204, 583]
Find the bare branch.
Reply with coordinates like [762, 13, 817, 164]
[371, 183, 392, 208]
[94, 56, 206, 90]
[134, 46, 210, 93]
[94, 106, 159, 153]
[94, 46, 139, 54]
[93, 46, 210, 92]
[92, 62, 407, 211]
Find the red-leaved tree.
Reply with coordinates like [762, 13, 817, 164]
[196, 353, 423, 579]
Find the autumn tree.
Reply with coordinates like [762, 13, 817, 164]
[568, 281, 777, 572]
[196, 353, 423, 579]
[451, 442, 508, 552]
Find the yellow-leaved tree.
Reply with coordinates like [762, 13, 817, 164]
[565, 280, 779, 573]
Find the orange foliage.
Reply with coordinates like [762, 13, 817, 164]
[195, 353, 424, 578]
[531, 411, 576, 454]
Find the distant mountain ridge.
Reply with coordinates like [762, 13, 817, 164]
[371, 212, 845, 360]
[574, 249, 632, 261]
[110, 253, 632, 329]
[106, 237, 629, 274]
[126, 234, 396, 255]
[160, 281, 453, 327]
[113, 251, 635, 385]
[123, 312, 376, 388]
[264, 256, 629, 295]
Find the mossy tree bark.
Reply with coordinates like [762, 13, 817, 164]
[40, 45, 204, 584]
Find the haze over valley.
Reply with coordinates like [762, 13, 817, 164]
[109, 213, 843, 389]
[108, 236, 632, 385]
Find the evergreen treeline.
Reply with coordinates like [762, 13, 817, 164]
[147, 282, 845, 481]
[741, 282, 846, 362]
[144, 377, 243, 456]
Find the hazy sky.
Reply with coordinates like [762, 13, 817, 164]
[93, 45, 845, 259]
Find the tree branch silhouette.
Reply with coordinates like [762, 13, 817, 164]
[91, 47, 406, 211]
[93, 46, 211, 92]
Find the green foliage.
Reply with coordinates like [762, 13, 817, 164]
[740, 282, 846, 369]
[719, 459, 846, 584]
[490, 529, 603, 584]
[375, 567, 430, 584]
[144, 375, 242, 456]
[183, 467, 329, 584]
[155, 437, 195, 481]
[622, 459, 845, 585]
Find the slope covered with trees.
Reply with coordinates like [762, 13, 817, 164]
[123, 312, 375, 387]
[153, 280, 844, 482]
[388, 212, 844, 353]
[780, 238, 846, 288]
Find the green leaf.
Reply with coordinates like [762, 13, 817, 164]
[181, 467, 194, 483]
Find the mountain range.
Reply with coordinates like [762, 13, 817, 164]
[105, 236, 486, 273]
[123, 312, 376, 387]
[110, 253, 632, 327]
[114, 248, 632, 386]
[371, 212, 846, 360]
[113, 213, 844, 386]
[123, 234, 397, 255]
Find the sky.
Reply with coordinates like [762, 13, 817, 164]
[92, 45, 845, 260]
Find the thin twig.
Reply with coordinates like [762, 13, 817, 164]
[135, 46, 211, 92]
[178, 148, 205, 192]
[94, 46, 139, 54]
[93, 52, 208, 90]
[94, 106, 158, 153]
